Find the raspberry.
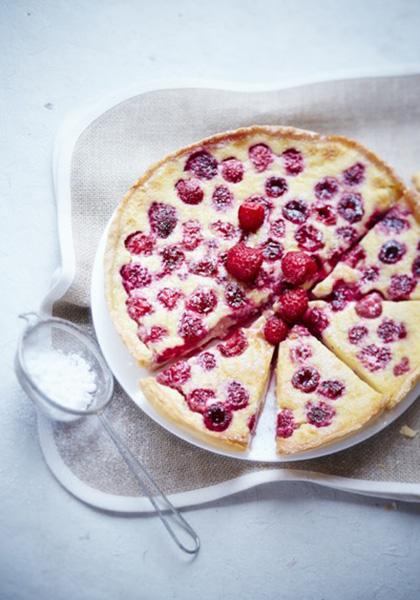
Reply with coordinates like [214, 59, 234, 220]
[281, 251, 318, 284]
[343, 162, 365, 186]
[295, 224, 324, 252]
[263, 315, 289, 345]
[358, 344, 392, 372]
[330, 282, 357, 311]
[238, 201, 265, 232]
[355, 292, 383, 319]
[387, 274, 416, 300]
[270, 218, 286, 238]
[221, 157, 244, 183]
[314, 177, 339, 201]
[143, 326, 168, 343]
[185, 150, 218, 180]
[378, 240, 406, 264]
[276, 288, 308, 323]
[225, 242, 263, 282]
[265, 176, 288, 198]
[178, 313, 208, 344]
[197, 352, 217, 371]
[189, 256, 218, 277]
[412, 255, 420, 278]
[203, 403, 233, 432]
[313, 202, 336, 225]
[160, 245, 185, 273]
[337, 193, 364, 223]
[186, 389, 215, 414]
[378, 212, 409, 234]
[261, 239, 283, 261]
[124, 231, 155, 255]
[282, 199, 309, 224]
[282, 148, 304, 176]
[362, 265, 380, 283]
[393, 357, 410, 376]
[212, 185, 234, 211]
[211, 220, 239, 240]
[148, 202, 177, 238]
[249, 143, 274, 172]
[348, 325, 368, 345]
[182, 219, 202, 251]
[157, 287, 183, 310]
[126, 294, 153, 322]
[226, 381, 249, 410]
[290, 344, 313, 364]
[377, 318, 406, 343]
[224, 282, 247, 309]
[120, 263, 152, 292]
[336, 226, 358, 245]
[186, 288, 218, 314]
[304, 307, 329, 335]
[157, 360, 191, 390]
[218, 329, 248, 357]
[318, 380, 345, 400]
[276, 409, 298, 438]
[306, 401, 335, 427]
[292, 366, 320, 393]
[175, 178, 204, 205]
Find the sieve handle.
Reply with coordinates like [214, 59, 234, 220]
[98, 413, 200, 555]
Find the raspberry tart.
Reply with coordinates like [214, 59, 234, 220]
[140, 317, 274, 450]
[312, 193, 420, 303]
[105, 126, 403, 369]
[276, 325, 383, 454]
[306, 298, 420, 408]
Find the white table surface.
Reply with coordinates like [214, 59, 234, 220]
[1, 1, 420, 598]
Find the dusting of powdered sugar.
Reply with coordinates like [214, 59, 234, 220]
[25, 349, 97, 411]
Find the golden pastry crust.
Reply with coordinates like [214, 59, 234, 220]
[275, 327, 383, 455]
[386, 365, 420, 409]
[276, 413, 381, 455]
[404, 188, 420, 222]
[105, 125, 405, 369]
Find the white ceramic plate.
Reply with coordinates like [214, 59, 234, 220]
[91, 217, 419, 463]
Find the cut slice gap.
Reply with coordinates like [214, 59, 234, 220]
[276, 325, 383, 454]
[312, 193, 420, 302]
[306, 298, 420, 408]
[141, 316, 275, 451]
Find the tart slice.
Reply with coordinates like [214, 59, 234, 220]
[276, 325, 383, 454]
[312, 195, 420, 303]
[105, 126, 404, 368]
[140, 317, 274, 450]
[306, 297, 420, 408]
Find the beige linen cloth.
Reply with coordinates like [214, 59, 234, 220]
[51, 75, 420, 498]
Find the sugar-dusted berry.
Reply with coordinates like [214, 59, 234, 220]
[175, 178, 204, 205]
[203, 403, 233, 432]
[185, 150, 218, 180]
